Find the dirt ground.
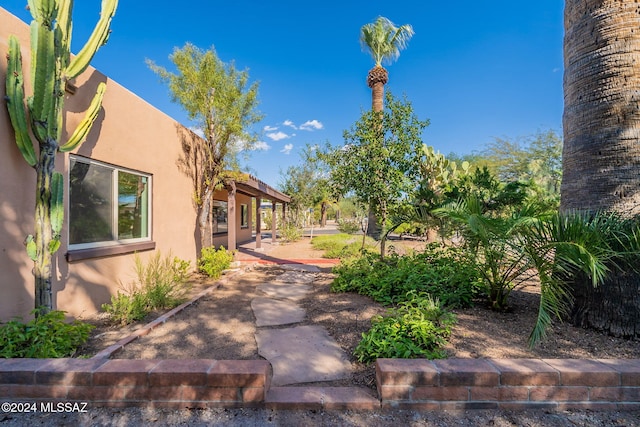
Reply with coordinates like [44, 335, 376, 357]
[65, 236, 640, 426]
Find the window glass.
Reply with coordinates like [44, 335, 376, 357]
[118, 172, 149, 239]
[212, 200, 228, 234]
[240, 204, 248, 228]
[69, 156, 151, 248]
[69, 159, 113, 244]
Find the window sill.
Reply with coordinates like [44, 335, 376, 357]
[66, 241, 156, 262]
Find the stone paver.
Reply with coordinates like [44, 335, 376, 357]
[257, 283, 312, 301]
[255, 325, 352, 386]
[251, 297, 306, 327]
[274, 271, 315, 284]
[280, 264, 321, 273]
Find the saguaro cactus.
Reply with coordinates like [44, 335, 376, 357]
[5, 0, 118, 313]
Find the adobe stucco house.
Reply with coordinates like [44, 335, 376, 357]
[0, 8, 289, 321]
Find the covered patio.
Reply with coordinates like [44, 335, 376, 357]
[223, 174, 291, 251]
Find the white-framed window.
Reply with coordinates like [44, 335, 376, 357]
[68, 155, 152, 249]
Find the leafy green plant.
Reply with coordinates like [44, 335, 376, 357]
[0, 309, 94, 358]
[102, 292, 148, 326]
[281, 224, 303, 243]
[354, 293, 455, 363]
[102, 252, 192, 325]
[336, 218, 361, 234]
[331, 243, 482, 307]
[198, 246, 234, 279]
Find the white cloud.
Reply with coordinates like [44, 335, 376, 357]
[263, 125, 278, 131]
[283, 120, 297, 129]
[266, 131, 290, 141]
[280, 143, 294, 155]
[300, 119, 323, 131]
[252, 140, 271, 151]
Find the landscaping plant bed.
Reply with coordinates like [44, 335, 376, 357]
[77, 263, 640, 393]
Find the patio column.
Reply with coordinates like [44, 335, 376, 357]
[271, 201, 277, 244]
[226, 182, 237, 251]
[255, 198, 262, 249]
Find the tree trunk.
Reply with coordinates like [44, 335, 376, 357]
[562, 0, 640, 215]
[34, 143, 56, 312]
[320, 201, 327, 228]
[562, 0, 640, 336]
[198, 185, 214, 250]
[569, 270, 640, 338]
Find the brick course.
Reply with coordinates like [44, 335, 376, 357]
[1, 357, 638, 410]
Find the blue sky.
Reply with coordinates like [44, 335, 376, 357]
[3, 1, 564, 189]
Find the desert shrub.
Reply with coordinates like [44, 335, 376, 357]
[354, 293, 456, 363]
[198, 246, 234, 279]
[332, 243, 482, 307]
[0, 309, 94, 358]
[337, 218, 361, 234]
[103, 252, 192, 325]
[103, 292, 148, 325]
[281, 224, 303, 242]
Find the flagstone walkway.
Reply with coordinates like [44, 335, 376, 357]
[251, 263, 352, 387]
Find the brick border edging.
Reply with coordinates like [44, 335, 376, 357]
[1, 357, 639, 410]
[376, 358, 640, 411]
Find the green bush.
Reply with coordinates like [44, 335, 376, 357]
[0, 309, 94, 358]
[337, 218, 361, 234]
[331, 243, 482, 307]
[103, 252, 192, 325]
[103, 291, 148, 325]
[281, 224, 303, 242]
[354, 293, 456, 363]
[198, 246, 234, 279]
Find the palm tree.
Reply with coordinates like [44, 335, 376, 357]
[562, 1, 640, 337]
[360, 17, 414, 238]
[360, 17, 414, 113]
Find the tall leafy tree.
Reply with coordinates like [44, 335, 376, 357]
[148, 43, 262, 250]
[280, 145, 332, 227]
[562, 1, 640, 337]
[5, 0, 118, 313]
[325, 93, 428, 257]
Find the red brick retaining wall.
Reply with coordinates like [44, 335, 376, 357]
[1, 358, 639, 410]
[0, 358, 270, 408]
[376, 358, 640, 410]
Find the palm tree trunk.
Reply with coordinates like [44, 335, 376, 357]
[562, 0, 640, 215]
[562, 0, 640, 338]
[366, 65, 389, 239]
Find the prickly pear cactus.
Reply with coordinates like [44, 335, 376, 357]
[4, 0, 118, 312]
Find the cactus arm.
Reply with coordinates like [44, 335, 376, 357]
[57, 0, 73, 68]
[6, 36, 37, 166]
[65, 0, 118, 79]
[49, 172, 63, 254]
[29, 21, 56, 143]
[59, 82, 106, 152]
